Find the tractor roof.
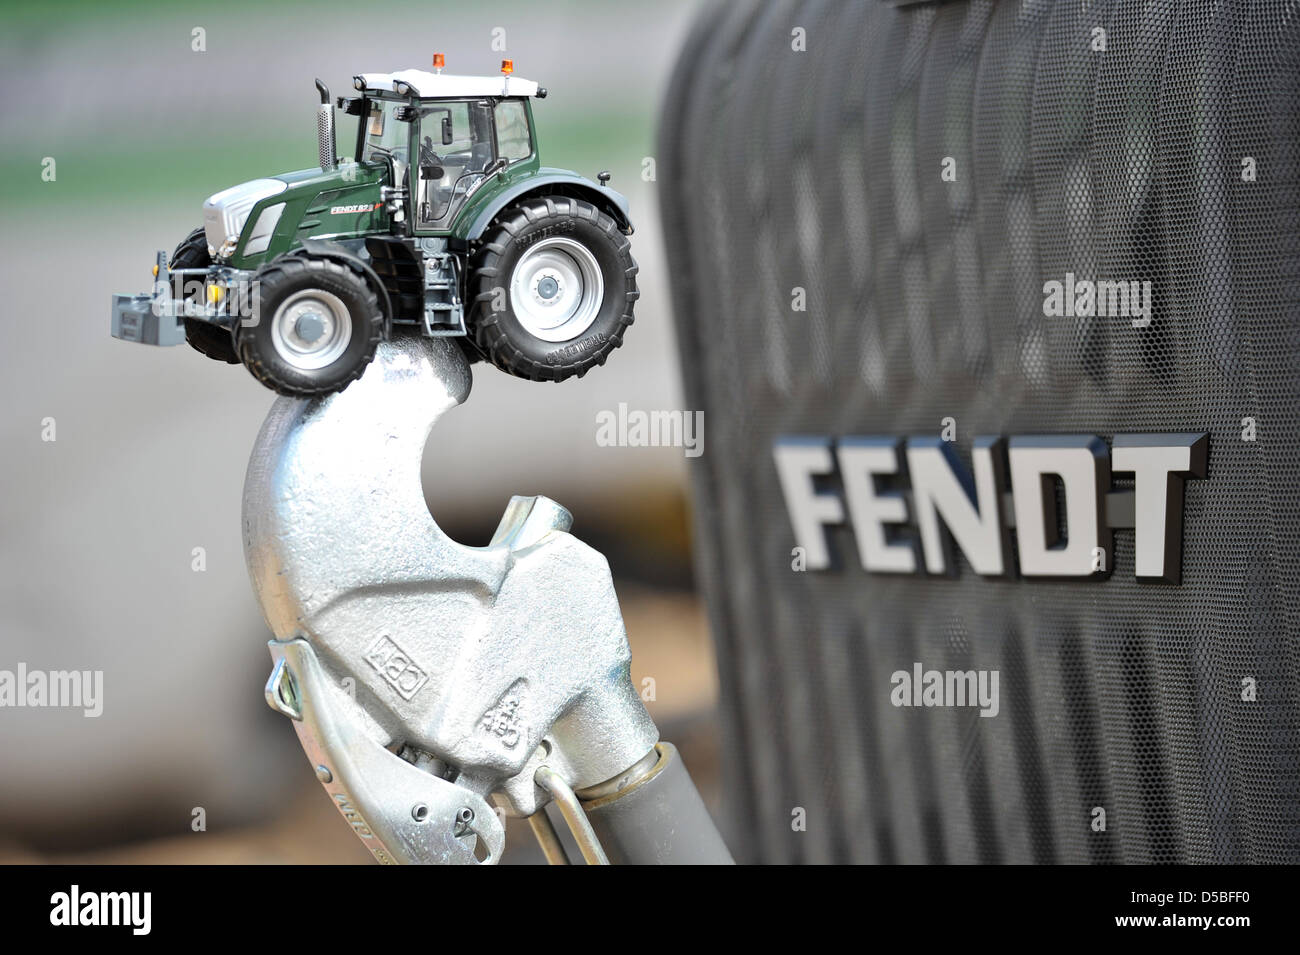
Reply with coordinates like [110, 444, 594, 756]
[354, 70, 540, 98]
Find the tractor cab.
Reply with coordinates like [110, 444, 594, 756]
[347, 61, 542, 235]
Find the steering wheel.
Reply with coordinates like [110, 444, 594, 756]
[420, 136, 443, 168]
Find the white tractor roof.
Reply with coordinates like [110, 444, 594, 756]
[356, 69, 540, 98]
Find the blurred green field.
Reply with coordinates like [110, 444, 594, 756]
[0, 110, 649, 210]
[1, 0, 671, 211]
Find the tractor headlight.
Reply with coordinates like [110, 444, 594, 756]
[202, 179, 288, 260]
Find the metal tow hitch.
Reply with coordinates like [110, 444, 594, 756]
[242, 336, 728, 864]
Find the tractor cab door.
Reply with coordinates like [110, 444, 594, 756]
[414, 100, 494, 231]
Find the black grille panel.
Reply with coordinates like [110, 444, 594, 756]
[659, 0, 1300, 863]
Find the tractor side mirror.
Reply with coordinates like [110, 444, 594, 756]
[441, 116, 453, 146]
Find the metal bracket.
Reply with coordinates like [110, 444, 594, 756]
[266, 637, 505, 865]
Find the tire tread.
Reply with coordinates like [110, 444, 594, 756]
[469, 197, 638, 382]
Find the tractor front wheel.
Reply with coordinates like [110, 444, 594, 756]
[170, 226, 238, 364]
[234, 257, 383, 397]
[468, 197, 638, 381]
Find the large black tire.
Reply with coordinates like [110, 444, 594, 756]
[468, 196, 638, 381]
[234, 257, 383, 398]
[170, 227, 239, 364]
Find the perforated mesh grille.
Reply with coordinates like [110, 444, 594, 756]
[659, 0, 1300, 863]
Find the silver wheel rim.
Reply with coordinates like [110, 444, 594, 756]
[508, 237, 605, 342]
[270, 289, 352, 371]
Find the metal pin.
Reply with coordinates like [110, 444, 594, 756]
[527, 808, 571, 865]
[534, 766, 609, 865]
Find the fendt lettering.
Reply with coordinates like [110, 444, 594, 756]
[774, 433, 1208, 583]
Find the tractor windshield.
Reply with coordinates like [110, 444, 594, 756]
[362, 99, 407, 163]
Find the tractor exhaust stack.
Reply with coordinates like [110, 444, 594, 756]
[315, 79, 336, 172]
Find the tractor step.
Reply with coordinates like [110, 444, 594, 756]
[422, 252, 465, 337]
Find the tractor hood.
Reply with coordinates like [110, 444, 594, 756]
[265, 163, 390, 211]
[205, 163, 390, 268]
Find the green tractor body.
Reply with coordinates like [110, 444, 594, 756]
[112, 65, 637, 396]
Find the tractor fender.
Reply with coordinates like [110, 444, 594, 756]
[461, 171, 634, 240]
[289, 237, 395, 338]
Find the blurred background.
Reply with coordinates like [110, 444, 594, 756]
[0, 0, 717, 863]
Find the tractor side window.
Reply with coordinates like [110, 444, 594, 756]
[430, 102, 474, 164]
[417, 101, 491, 226]
[494, 100, 532, 163]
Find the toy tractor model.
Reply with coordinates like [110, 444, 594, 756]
[111, 58, 638, 396]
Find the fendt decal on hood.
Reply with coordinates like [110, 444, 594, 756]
[774, 433, 1208, 583]
[329, 202, 383, 215]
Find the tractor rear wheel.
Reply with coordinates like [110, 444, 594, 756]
[171, 227, 238, 364]
[468, 196, 638, 382]
[234, 256, 383, 398]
